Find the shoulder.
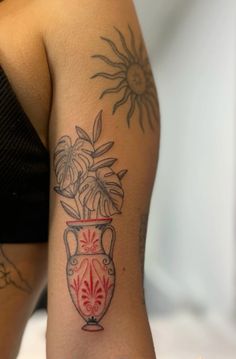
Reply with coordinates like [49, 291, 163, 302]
[39, 0, 138, 70]
[0, 0, 53, 146]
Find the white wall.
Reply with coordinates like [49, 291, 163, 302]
[134, 0, 236, 316]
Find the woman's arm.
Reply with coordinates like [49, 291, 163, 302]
[44, 1, 160, 358]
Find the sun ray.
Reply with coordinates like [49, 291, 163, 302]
[142, 97, 154, 130]
[145, 71, 155, 80]
[145, 83, 157, 95]
[142, 58, 150, 67]
[146, 80, 157, 96]
[92, 54, 127, 71]
[146, 87, 158, 101]
[101, 36, 130, 65]
[114, 27, 135, 63]
[128, 25, 139, 62]
[91, 71, 126, 80]
[100, 79, 128, 99]
[136, 97, 145, 132]
[146, 82, 157, 95]
[139, 42, 145, 63]
[112, 87, 132, 114]
[143, 95, 159, 122]
[146, 90, 160, 116]
[127, 94, 136, 127]
[147, 86, 157, 97]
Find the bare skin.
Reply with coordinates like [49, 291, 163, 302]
[0, 0, 51, 148]
[0, 244, 47, 359]
[0, 1, 160, 358]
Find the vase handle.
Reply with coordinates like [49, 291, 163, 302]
[63, 227, 78, 260]
[102, 224, 116, 259]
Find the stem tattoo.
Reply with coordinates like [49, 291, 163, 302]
[53, 111, 127, 332]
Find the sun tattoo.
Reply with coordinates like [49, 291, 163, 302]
[91, 25, 159, 131]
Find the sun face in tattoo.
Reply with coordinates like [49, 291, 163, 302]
[91, 26, 159, 131]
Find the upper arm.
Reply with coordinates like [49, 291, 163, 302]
[43, 0, 159, 137]
[44, 0, 160, 226]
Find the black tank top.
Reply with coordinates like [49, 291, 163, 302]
[0, 66, 49, 243]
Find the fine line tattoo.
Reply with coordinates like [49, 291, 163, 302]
[53, 111, 127, 332]
[91, 25, 159, 131]
[0, 245, 32, 293]
[139, 213, 148, 303]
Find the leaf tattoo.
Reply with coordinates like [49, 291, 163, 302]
[79, 167, 124, 217]
[93, 110, 103, 143]
[92, 142, 114, 158]
[54, 112, 128, 333]
[53, 111, 127, 219]
[54, 136, 93, 190]
[60, 201, 81, 220]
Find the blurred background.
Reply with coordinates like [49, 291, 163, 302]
[18, 0, 236, 358]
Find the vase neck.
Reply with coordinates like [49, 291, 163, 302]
[78, 225, 104, 255]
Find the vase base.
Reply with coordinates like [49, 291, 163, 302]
[82, 323, 104, 332]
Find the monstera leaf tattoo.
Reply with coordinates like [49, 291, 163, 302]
[54, 136, 94, 190]
[53, 111, 127, 219]
[79, 167, 124, 217]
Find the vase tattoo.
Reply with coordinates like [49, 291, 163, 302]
[53, 111, 127, 332]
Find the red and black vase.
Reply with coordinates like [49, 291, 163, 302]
[64, 218, 116, 332]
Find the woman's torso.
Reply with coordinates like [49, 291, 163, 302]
[0, 0, 51, 149]
[0, 0, 51, 243]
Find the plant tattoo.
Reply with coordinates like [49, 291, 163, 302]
[0, 245, 31, 293]
[54, 111, 127, 332]
[91, 25, 159, 131]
